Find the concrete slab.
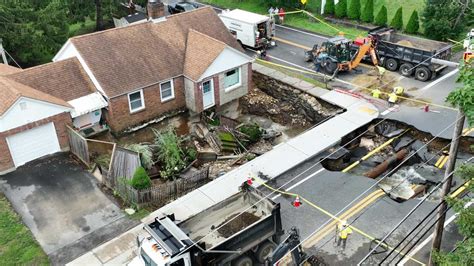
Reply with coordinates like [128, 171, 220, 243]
[294, 80, 315, 91]
[66, 253, 103, 266]
[320, 90, 362, 108]
[306, 86, 328, 97]
[92, 230, 138, 263]
[269, 70, 287, 81]
[280, 75, 301, 86]
[254, 65, 277, 76]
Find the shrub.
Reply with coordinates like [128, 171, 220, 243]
[360, 0, 374, 23]
[347, 0, 360, 20]
[153, 128, 185, 179]
[239, 123, 262, 144]
[374, 6, 388, 26]
[324, 0, 335, 15]
[390, 7, 403, 30]
[405, 10, 419, 34]
[335, 0, 347, 18]
[130, 167, 152, 190]
[124, 143, 154, 170]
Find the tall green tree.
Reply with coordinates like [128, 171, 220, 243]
[422, 0, 470, 41]
[324, 0, 335, 15]
[447, 60, 474, 125]
[390, 7, 403, 30]
[335, 0, 347, 18]
[347, 0, 361, 20]
[405, 10, 420, 34]
[360, 0, 374, 22]
[374, 5, 387, 26]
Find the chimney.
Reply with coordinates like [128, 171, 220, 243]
[147, 0, 164, 20]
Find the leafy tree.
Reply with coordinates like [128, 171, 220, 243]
[153, 129, 186, 180]
[374, 5, 388, 26]
[422, 0, 470, 41]
[405, 10, 420, 34]
[324, 0, 335, 15]
[447, 60, 474, 125]
[130, 167, 152, 190]
[434, 163, 474, 264]
[347, 0, 361, 20]
[360, 0, 374, 23]
[390, 7, 403, 30]
[335, 0, 347, 18]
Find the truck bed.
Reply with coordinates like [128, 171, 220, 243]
[178, 189, 275, 250]
[371, 27, 450, 53]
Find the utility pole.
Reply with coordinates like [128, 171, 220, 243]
[0, 38, 8, 65]
[429, 110, 466, 266]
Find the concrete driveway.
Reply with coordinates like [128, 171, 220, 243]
[0, 153, 138, 265]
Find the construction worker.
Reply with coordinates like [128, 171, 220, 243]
[393, 86, 404, 96]
[376, 66, 386, 86]
[371, 88, 381, 98]
[388, 92, 398, 107]
[337, 221, 352, 249]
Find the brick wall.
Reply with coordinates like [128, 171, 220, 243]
[105, 77, 186, 132]
[0, 112, 71, 172]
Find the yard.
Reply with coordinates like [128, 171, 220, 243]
[0, 194, 49, 265]
[373, 0, 425, 27]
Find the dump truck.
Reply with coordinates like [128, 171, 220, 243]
[368, 27, 452, 81]
[130, 184, 284, 266]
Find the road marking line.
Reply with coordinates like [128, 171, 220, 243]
[435, 156, 445, 168]
[303, 189, 386, 247]
[418, 68, 459, 92]
[438, 156, 450, 169]
[436, 128, 472, 168]
[381, 105, 398, 116]
[271, 168, 325, 201]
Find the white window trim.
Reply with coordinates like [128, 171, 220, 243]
[128, 89, 145, 113]
[160, 79, 175, 102]
[224, 67, 242, 92]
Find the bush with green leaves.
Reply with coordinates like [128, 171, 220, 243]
[124, 143, 154, 170]
[347, 0, 360, 20]
[129, 167, 152, 190]
[335, 0, 347, 18]
[239, 123, 262, 144]
[153, 128, 185, 180]
[405, 10, 419, 34]
[324, 0, 335, 15]
[374, 5, 388, 26]
[390, 7, 403, 30]
[360, 0, 374, 23]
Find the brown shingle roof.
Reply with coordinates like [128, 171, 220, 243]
[69, 7, 243, 98]
[6, 58, 95, 102]
[0, 64, 22, 75]
[0, 77, 70, 115]
[184, 30, 226, 81]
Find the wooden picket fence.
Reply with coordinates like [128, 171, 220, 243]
[112, 167, 210, 206]
[67, 126, 90, 165]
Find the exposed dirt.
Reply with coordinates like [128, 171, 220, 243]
[217, 212, 260, 238]
[396, 40, 414, 47]
[350, 70, 399, 94]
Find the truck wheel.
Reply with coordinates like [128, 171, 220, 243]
[256, 241, 276, 263]
[399, 63, 414, 76]
[385, 58, 399, 71]
[324, 60, 338, 74]
[233, 255, 253, 266]
[415, 66, 432, 82]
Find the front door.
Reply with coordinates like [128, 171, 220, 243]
[202, 79, 215, 109]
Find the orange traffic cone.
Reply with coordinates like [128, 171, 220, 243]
[293, 196, 302, 208]
[247, 177, 253, 186]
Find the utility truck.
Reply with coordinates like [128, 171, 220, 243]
[130, 184, 284, 266]
[219, 9, 276, 49]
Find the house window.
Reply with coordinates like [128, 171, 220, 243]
[224, 67, 241, 91]
[160, 80, 175, 102]
[128, 90, 145, 113]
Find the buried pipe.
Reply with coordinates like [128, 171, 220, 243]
[364, 148, 409, 179]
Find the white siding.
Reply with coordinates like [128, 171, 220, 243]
[199, 47, 252, 81]
[0, 98, 69, 132]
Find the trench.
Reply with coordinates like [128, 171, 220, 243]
[321, 119, 474, 202]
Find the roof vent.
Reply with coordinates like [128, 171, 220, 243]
[147, 0, 164, 20]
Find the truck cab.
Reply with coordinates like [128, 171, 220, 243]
[131, 237, 192, 266]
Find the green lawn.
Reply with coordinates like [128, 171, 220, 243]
[0, 194, 49, 265]
[68, 18, 96, 37]
[203, 0, 366, 38]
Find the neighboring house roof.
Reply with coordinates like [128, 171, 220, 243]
[0, 76, 70, 116]
[184, 30, 227, 81]
[124, 12, 147, 23]
[0, 64, 22, 75]
[68, 92, 108, 118]
[67, 7, 244, 98]
[6, 58, 95, 102]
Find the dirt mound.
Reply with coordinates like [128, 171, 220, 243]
[396, 40, 414, 47]
[350, 70, 398, 94]
[217, 212, 260, 238]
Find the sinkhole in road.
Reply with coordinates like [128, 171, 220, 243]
[320, 119, 474, 202]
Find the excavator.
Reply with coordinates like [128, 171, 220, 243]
[305, 35, 379, 75]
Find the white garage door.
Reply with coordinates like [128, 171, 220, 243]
[7, 122, 61, 167]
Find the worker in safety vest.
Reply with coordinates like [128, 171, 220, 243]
[376, 66, 386, 78]
[336, 221, 352, 249]
[393, 86, 404, 96]
[371, 88, 381, 98]
[388, 92, 398, 106]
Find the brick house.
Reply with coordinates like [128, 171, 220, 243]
[53, 7, 253, 132]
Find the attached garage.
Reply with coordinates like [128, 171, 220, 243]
[6, 122, 61, 167]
